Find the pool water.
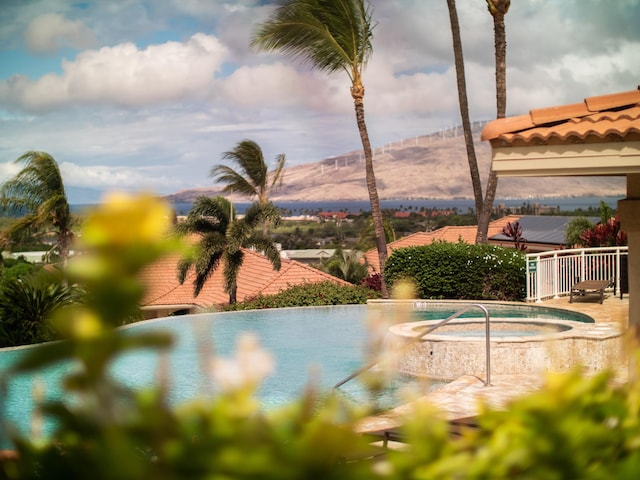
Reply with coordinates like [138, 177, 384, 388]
[0, 305, 439, 448]
[413, 303, 594, 323]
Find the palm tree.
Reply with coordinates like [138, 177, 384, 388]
[0, 151, 74, 263]
[211, 139, 286, 236]
[251, 0, 389, 297]
[320, 248, 369, 285]
[476, 0, 511, 243]
[174, 196, 281, 304]
[356, 216, 395, 252]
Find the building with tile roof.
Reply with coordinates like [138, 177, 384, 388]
[363, 215, 520, 272]
[489, 215, 601, 252]
[139, 247, 350, 318]
[481, 86, 640, 335]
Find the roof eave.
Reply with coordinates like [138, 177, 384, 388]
[492, 141, 640, 177]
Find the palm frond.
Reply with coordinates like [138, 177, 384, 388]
[246, 236, 282, 272]
[251, 0, 374, 81]
[0, 151, 72, 261]
[243, 201, 281, 230]
[213, 139, 267, 195]
[269, 153, 287, 193]
[210, 165, 258, 198]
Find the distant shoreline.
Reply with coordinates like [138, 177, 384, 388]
[162, 195, 623, 216]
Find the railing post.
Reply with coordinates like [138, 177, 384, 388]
[535, 256, 542, 302]
[553, 252, 560, 299]
[616, 247, 621, 295]
[526, 253, 532, 301]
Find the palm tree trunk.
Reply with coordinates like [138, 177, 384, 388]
[352, 84, 389, 298]
[446, 0, 483, 221]
[493, 13, 507, 119]
[58, 229, 71, 265]
[477, 8, 507, 244]
[229, 283, 237, 304]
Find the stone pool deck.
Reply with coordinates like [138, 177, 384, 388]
[356, 294, 630, 435]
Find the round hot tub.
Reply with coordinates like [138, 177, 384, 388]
[386, 316, 623, 380]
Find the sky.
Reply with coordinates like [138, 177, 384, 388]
[0, 0, 638, 203]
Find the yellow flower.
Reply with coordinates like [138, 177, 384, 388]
[80, 192, 174, 248]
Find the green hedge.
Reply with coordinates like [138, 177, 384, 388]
[224, 281, 380, 310]
[383, 241, 526, 301]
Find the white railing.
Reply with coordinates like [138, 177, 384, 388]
[526, 246, 628, 302]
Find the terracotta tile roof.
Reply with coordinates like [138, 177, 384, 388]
[481, 87, 640, 147]
[364, 215, 520, 272]
[139, 247, 349, 309]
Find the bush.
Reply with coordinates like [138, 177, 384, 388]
[1, 257, 37, 282]
[383, 241, 526, 301]
[0, 269, 84, 347]
[224, 281, 380, 310]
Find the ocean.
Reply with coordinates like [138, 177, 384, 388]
[167, 196, 623, 216]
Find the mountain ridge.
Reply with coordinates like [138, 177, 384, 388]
[165, 128, 625, 204]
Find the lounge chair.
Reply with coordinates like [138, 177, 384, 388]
[569, 278, 613, 304]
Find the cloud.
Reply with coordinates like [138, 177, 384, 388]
[24, 13, 97, 54]
[0, 33, 229, 111]
[59, 161, 174, 192]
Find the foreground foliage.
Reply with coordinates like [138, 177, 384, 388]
[384, 241, 526, 301]
[1, 194, 639, 479]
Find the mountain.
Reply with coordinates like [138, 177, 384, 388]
[165, 127, 626, 203]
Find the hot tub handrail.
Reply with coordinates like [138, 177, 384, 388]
[333, 303, 491, 389]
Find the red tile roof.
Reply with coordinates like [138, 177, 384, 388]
[364, 215, 520, 272]
[139, 247, 349, 309]
[481, 87, 640, 147]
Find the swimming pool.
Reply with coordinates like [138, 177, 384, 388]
[0, 301, 598, 448]
[1, 305, 428, 448]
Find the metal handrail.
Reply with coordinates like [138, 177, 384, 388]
[333, 303, 491, 389]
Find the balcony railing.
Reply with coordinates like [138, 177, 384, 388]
[526, 246, 628, 302]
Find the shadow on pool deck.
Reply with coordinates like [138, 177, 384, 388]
[356, 294, 631, 436]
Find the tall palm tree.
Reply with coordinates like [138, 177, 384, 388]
[251, 0, 389, 297]
[0, 151, 74, 263]
[476, 0, 510, 243]
[211, 139, 286, 236]
[174, 196, 281, 304]
[446, 0, 484, 228]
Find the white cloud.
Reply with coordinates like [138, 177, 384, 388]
[0, 33, 229, 110]
[24, 13, 96, 54]
[219, 62, 350, 113]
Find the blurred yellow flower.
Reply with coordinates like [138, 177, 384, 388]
[80, 192, 174, 248]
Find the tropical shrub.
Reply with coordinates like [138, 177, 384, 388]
[224, 280, 379, 310]
[0, 257, 36, 282]
[362, 272, 382, 291]
[580, 215, 627, 247]
[0, 269, 82, 347]
[383, 241, 526, 301]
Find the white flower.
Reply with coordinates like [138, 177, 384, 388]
[210, 333, 275, 392]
